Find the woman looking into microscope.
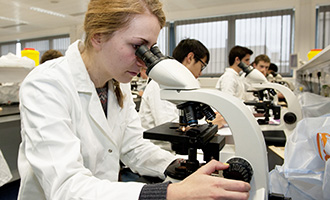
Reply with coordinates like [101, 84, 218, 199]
[17, 0, 250, 199]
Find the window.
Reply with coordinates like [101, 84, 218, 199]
[175, 19, 228, 75]
[157, 25, 169, 56]
[1, 9, 295, 76]
[0, 35, 70, 59]
[0, 42, 16, 56]
[173, 9, 294, 76]
[317, 5, 330, 49]
[22, 39, 50, 58]
[21, 35, 70, 58]
[52, 37, 71, 55]
[235, 10, 294, 75]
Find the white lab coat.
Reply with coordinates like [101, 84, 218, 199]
[17, 40, 176, 200]
[215, 68, 246, 100]
[139, 80, 179, 130]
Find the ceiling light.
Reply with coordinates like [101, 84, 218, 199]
[0, 16, 28, 24]
[30, 7, 66, 18]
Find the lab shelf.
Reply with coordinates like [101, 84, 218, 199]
[295, 45, 330, 95]
[296, 45, 330, 76]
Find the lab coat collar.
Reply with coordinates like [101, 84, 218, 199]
[65, 40, 94, 93]
[65, 40, 118, 147]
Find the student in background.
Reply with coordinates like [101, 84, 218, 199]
[249, 55, 286, 102]
[251, 54, 271, 77]
[267, 63, 286, 100]
[139, 38, 210, 130]
[244, 54, 272, 103]
[216, 45, 253, 100]
[40, 49, 63, 64]
[139, 38, 226, 132]
[267, 62, 283, 82]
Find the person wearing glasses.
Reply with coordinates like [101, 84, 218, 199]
[139, 38, 209, 133]
[171, 38, 209, 79]
[216, 45, 253, 100]
[139, 39, 225, 149]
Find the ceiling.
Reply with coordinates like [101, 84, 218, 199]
[0, 0, 248, 43]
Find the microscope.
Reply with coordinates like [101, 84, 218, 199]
[267, 72, 295, 91]
[144, 101, 227, 180]
[136, 45, 269, 199]
[238, 62, 302, 145]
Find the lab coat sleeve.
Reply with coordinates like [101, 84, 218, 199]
[119, 83, 176, 178]
[19, 75, 145, 200]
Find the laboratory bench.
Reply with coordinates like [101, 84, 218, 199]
[0, 104, 21, 183]
[0, 104, 21, 200]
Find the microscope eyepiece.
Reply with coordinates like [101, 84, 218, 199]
[135, 45, 149, 59]
[238, 62, 254, 76]
[135, 45, 163, 75]
[150, 46, 165, 59]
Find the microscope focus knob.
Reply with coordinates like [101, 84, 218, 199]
[222, 157, 253, 183]
[283, 112, 297, 124]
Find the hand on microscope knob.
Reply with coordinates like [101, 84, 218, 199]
[167, 160, 250, 200]
[222, 158, 254, 183]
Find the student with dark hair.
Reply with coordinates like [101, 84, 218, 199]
[216, 45, 253, 100]
[139, 38, 210, 130]
[268, 63, 278, 76]
[172, 38, 210, 77]
[267, 62, 283, 81]
[266, 63, 286, 100]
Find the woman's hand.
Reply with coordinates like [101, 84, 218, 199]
[167, 160, 251, 200]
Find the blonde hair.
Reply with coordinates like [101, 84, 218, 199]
[84, 0, 165, 108]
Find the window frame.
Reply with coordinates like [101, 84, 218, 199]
[316, 5, 330, 49]
[172, 9, 294, 77]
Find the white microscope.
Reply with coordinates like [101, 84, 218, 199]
[136, 45, 271, 200]
[238, 62, 302, 142]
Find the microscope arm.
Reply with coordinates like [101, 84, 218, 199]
[161, 88, 269, 200]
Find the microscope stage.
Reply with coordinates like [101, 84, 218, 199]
[143, 122, 218, 145]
